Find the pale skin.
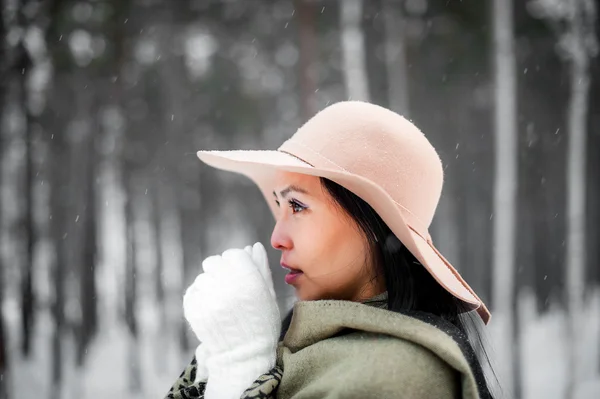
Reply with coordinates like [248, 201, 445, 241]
[270, 171, 386, 302]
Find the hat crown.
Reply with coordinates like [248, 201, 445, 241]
[279, 101, 443, 229]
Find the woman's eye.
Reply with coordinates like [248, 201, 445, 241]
[288, 199, 306, 214]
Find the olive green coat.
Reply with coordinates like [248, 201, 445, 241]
[166, 295, 487, 398]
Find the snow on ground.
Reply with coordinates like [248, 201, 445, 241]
[518, 289, 600, 399]
[487, 289, 600, 399]
[7, 302, 190, 399]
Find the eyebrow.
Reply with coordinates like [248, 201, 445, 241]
[273, 185, 309, 199]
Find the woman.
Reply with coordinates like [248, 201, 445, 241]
[166, 101, 498, 399]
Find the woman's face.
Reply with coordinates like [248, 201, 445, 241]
[270, 171, 383, 302]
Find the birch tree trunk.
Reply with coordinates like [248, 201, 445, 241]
[491, 0, 520, 397]
[564, 1, 595, 396]
[340, 0, 369, 101]
[565, 45, 588, 399]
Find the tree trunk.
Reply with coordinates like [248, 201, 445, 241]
[594, 57, 600, 380]
[156, 20, 200, 355]
[151, 177, 165, 318]
[124, 180, 141, 392]
[107, 0, 141, 390]
[340, 0, 369, 101]
[382, 0, 409, 116]
[565, 2, 593, 397]
[76, 108, 99, 368]
[589, 56, 600, 373]
[15, 1, 36, 359]
[0, 4, 10, 397]
[0, 96, 9, 399]
[456, 110, 490, 299]
[123, 166, 142, 392]
[21, 73, 35, 359]
[176, 154, 202, 355]
[119, 49, 141, 393]
[0, 293, 7, 399]
[491, 0, 520, 397]
[295, 0, 318, 119]
[44, 0, 68, 396]
[0, 274, 7, 399]
[151, 175, 168, 374]
[0, 148, 9, 399]
[48, 103, 68, 399]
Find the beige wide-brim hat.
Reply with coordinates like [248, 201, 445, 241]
[196, 101, 491, 325]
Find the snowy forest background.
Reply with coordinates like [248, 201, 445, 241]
[0, 0, 599, 398]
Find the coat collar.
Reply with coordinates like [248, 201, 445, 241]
[281, 299, 489, 399]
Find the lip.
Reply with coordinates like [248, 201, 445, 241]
[284, 269, 303, 285]
[281, 262, 303, 285]
[280, 261, 302, 272]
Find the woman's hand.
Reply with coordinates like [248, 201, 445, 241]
[183, 242, 280, 399]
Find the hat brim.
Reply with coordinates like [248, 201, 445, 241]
[197, 150, 491, 324]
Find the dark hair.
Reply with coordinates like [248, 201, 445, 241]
[280, 177, 499, 398]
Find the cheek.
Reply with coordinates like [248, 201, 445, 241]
[292, 222, 330, 269]
[300, 216, 367, 277]
[297, 224, 369, 301]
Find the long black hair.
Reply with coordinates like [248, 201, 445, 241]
[280, 177, 499, 398]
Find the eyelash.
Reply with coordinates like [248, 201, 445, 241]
[275, 199, 306, 214]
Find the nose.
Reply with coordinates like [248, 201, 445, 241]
[270, 218, 292, 251]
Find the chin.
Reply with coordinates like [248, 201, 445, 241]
[295, 291, 311, 301]
[296, 288, 332, 302]
[295, 287, 318, 302]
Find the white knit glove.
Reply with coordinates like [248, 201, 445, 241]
[192, 344, 209, 383]
[183, 242, 280, 399]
